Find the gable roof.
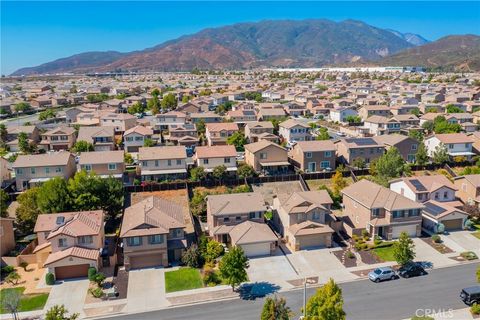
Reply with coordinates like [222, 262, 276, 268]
[391, 175, 456, 193]
[34, 210, 104, 239]
[207, 192, 266, 216]
[138, 146, 186, 160]
[278, 191, 333, 214]
[44, 246, 99, 266]
[206, 122, 239, 132]
[244, 140, 286, 154]
[294, 140, 335, 152]
[77, 126, 114, 142]
[13, 151, 73, 168]
[229, 220, 277, 245]
[195, 145, 237, 158]
[124, 125, 153, 136]
[79, 150, 124, 165]
[279, 118, 309, 129]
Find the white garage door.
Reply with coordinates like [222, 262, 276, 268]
[391, 224, 417, 239]
[240, 243, 271, 257]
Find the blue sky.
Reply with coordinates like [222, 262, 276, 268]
[1, 1, 479, 75]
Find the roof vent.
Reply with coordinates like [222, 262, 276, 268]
[56, 216, 65, 225]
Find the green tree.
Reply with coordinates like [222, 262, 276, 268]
[352, 158, 366, 169]
[2, 288, 20, 320]
[127, 102, 146, 115]
[304, 278, 346, 320]
[393, 232, 416, 266]
[0, 189, 9, 218]
[45, 305, 79, 320]
[18, 132, 33, 154]
[16, 188, 41, 234]
[189, 190, 207, 216]
[433, 116, 461, 134]
[39, 109, 56, 121]
[161, 93, 178, 111]
[375, 147, 407, 184]
[124, 153, 134, 165]
[212, 165, 227, 182]
[410, 108, 420, 116]
[99, 176, 124, 219]
[143, 138, 156, 147]
[261, 295, 292, 320]
[14, 102, 31, 114]
[72, 140, 94, 153]
[446, 104, 464, 113]
[408, 130, 424, 142]
[205, 240, 224, 262]
[226, 131, 247, 151]
[5, 271, 21, 285]
[0, 123, 7, 148]
[190, 166, 206, 182]
[331, 169, 347, 195]
[237, 163, 257, 179]
[315, 127, 330, 140]
[147, 95, 161, 115]
[432, 144, 449, 164]
[421, 121, 434, 133]
[181, 244, 203, 268]
[67, 170, 101, 211]
[415, 143, 429, 166]
[181, 95, 191, 103]
[196, 120, 206, 135]
[37, 177, 71, 213]
[219, 246, 249, 290]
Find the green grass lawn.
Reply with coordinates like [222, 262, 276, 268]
[0, 287, 49, 314]
[373, 245, 396, 262]
[472, 231, 480, 240]
[165, 268, 204, 293]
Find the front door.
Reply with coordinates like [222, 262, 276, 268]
[308, 162, 316, 172]
[377, 226, 384, 238]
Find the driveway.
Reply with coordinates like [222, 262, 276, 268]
[412, 238, 458, 269]
[288, 248, 359, 283]
[440, 230, 480, 255]
[126, 268, 170, 313]
[247, 251, 298, 289]
[44, 278, 89, 316]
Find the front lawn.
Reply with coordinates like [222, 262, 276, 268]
[373, 244, 396, 262]
[165, 268, 204, 293]
[472, 231, 480, 240]
[0, 287, 49, 314]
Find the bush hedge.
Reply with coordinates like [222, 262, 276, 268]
[45, 272, 55, 285]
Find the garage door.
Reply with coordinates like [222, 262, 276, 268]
[129, 254, 164, 269]
[52, 145, 68, 151]
[240, 243, 271, 257]
[442, 219, 463, 230]
[391, 224, 417, 239]
[55, 264, 89, 280]
[299, 234, 327, 250]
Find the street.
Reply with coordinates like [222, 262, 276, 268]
[102, 263, 479, 320]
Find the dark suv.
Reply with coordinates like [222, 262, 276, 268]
[460, 286, 480, 305]
[398, 263, 426, 278]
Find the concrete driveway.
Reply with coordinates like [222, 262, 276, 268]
[44, 278, 89, 316]
[412, 238, 458, 269]
[126, 268, 170, 313]
[440, 230, 480, 255]
[247, 252, 298, 289]
[288, 248, 359, 283]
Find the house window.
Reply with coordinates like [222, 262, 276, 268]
[443, 191, 448, 199]
[312, 212, 320, 220]
[78, 235, 93, 245]
[45, 167, 50, 174]
[126, 136, 133, 142]
[155, 160, 159, 167]
[465, 143, 470, 148]
[142, 161, 148, 167]
[411, 144, 417, 151]
[108, 163, 117, 171]
[126, 237, 142, 246]
[176, 159, 182, 165]
[170, 229, 183, 238]
[372, 208, 380, 217]
[392, 211, 404, 218]
[224, 157, 231, 163]
[324, 151, 332, 157]
[203, 159, 209, 165]
[167, 160, 172, 166]
[320, 161, 330, 168]
[148, 234, 164, 244]
[249, 212, 261, 219]
[83, 164, 92, 172]
[16, 168, 23, 176]
[260, 153, 267, 159]
[223, 217, 230, 223]
[58, 238, 67, 247]
[449, 144, 454, 149]
[236, 216, 242, 221]
[306, 152, 312, 158]
[55, 167, 62, 173]
[31, 168, 36, 174]
[434, 192, 439, 200]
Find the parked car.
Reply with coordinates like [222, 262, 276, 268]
[460, 286, 480, 305]
[398, 263, 426, 278]
[368, 267, 397, 283]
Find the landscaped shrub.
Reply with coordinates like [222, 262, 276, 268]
[88, 267, 97, 281]
[460, 251, 478, 260]
[471, 303, 480, 315]
[5, 271, 21, 285]
[182, 244, 203, 268]
[346, 251, 355, 259]
[373, 236, 383, 246]
[45, 272, 55, 285]
[19, 261, 29, 271]
[352, 234, 359, 241]
[202, 264, 221, 287]
[204, 241, 224, 262]
[361, 230, 370, 239]
[89, 287, 104, 298]
[431, 234, 441, 243]
[93, 273, 106, 287]
[1, 265, 15, 275]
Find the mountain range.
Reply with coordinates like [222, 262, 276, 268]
[11, 19, 479, 75]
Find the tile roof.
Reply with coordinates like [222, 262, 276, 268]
[195, 145, 237, 158]
[229, 221, 277, 245]
[289, 221, 334, 236]
[206, 122, 239, 132]
[79, 150, 124, 165]
[207, 192, 266, 216]
[77, 126, 114, 142]
[138, 146, 186, 160]
[13, 151, 73, 168]
[45, 210, 104, 240]
[294, 140, 335, 152]
[124, 125, 153, 136]
[433, 133, 475, 144]
[278, 191, 333, 214]
[244, 140, 285, 154]
[44, 246, 99, 266]
[279, 118, 309, 129]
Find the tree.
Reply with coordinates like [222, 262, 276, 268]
[226, 131, 247, 151]
[99, 176, 124, 219]
[446, 104, 464, 113]
[304, 278, 346, 320]
[212, 165, 227, 182]
[237, 163, 257, 179]
[16, 188, 41, 234]
[127, 102, 146, 115]
[331, 169, 347, 195]
[72, 140, 94, 153]
[408, 130, 424, 142]
[410, 108, 420, 116]
[37, 177, 71, 213]
[421, 121, 434, 133]
[315, 127, 330, 140]
[18, 132, 33, 154]
[45, 305, 79, 320]
[181, 244, 203, 268]
[433, 116, 461, 134]
[147, 95, 161, 115]
[196, 120, 206, 135]
[2, 288, 20, 320]
[124, 153, 134, 165]
[190, 166, 206, 182]
[181, 95, 191, 103]
[393, 232, 416, 266]
[432, 144, 449, 164]
[0, 123, 8, 148]
[14, 102, 31, 114]
[415, 143, 429, 166]
[143, 138, 156, 147]
[352, 158, 366, 169]
[0, 189, 9, 218]
[39, 109, 56, 121]
[205, 240, 224, 262]
[261, 295, 292, 320]
[5, 271, 21, 285]
[67, 170, 101, 211]
[375, 147, 407, 184]
[161, 93, 177, 111]
[219, 246, 249, 290]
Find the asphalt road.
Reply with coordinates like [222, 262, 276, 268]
[103, 263, 479, 320]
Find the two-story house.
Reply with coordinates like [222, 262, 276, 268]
[335, 137, 386, 166]
[77, 126, 115, 151]
[34, 210, 104, 280]
[194, 145, 237, 173]
[363, 116, 401, 135]
[100, 113, 137, 133]
[123, 125, 154, 153]
[226, 110, 257, 125]
[288, 140, 336, 172]
[139, 146, 187, 181]
[424, 133, 475, 160]
[454, 174, 480, 208]
[154, 111, 187, 131]
[245, 140, 290, 175]
[372, 135, 419, 163]
[329, 107, 358, 124]
[39, 126, 76, 151]
[273, 191, 335, 251]
[165, 124, 199, 147]
[205, 123, 239, 146]
[120, 196, 186, 270]
[5, 126, 40, 152]
[78, 150, 125, 179]
[341, 179, 424, 240]
[13, 152, 76, 191]
[244, 122, 278, 143]
[278, 119, 311, 142]
[206, 192, 276, 257]
[0, 218, 15, 257]
[358, 105, 391, 121]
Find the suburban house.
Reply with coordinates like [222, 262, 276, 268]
[329, 107, 358, 123]
[77, 126, 115, 151]
[392, 114, 420, 128]
[13, 152, 76, 191]
[358, 105, 391, 120]
[421, 201, 469, 232]
[363, 116, 401, 135]
[165, 124, 199, 147]
[273, 191, 335, 251]
[244, 122, 278, 143]
[100, 113, 137, 133]
[288, 140, 336, 172]
[123, 125, 154, 153]
[226, 110, 257, 124]
[205, 122, 239, 146]
[372, 135, 419, 163]
[341, 179, 424, 240]
[154, 111, 187, 131]
[206, 192, 277, 257]
[138, 146, 187, 181]
[194, 145, 237, 173]
[278, 119, 311, 142]
[78, 150, 125, 179]
[39, 126, 76, 151]
[120, 196, 186, 270]
[0, 157, 11, 186]
[0, 218, 15, 257]
[454, 174, 480, 207]
[244, 140, 290, 175]
[256, 108, 286, 121]
[6, 126, 40, 152]
[424, 133, 475, 160]
[35, 210, 104, 280]
[335, 138, 385, 165]
[190, 112, 223, 124]
[390, 175, 458, 204]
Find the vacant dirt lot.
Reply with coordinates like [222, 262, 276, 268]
[251, 181, 304, 205]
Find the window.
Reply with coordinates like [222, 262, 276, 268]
[58, 238, 67, 247]
[320, 161, 330, 168]
[155, 160, 159, 167]
[167, 160, 172, 166]
[224, 157, 231, 163]
[108, 163, 117, 171]
[126, 136, 133, 142]
[434, 192, 439, 200]
[203, 159, 209, 165]
[171, 229, 183, 238]
[78, 235, 93, 245]
[411, 144, 417, 151]
[449, 144, 454, 149]
[372, 208, 380, 217]
[31, 168, 36, 174]
[148, 234, 164, 244]
[324, 151, 332, 157]
[392, 211, 404, 218]
[443, 191, 448, 199]
[236, 216, 242, 221]
[249, 212, 261, 219]
[135, 136, 143, 141]
[126, 237, 142, 246]
[306, 152, 312, 158]
[312, 212, 320, 220]
[83, 164, 92, 172]
[16, 168, 23, 175]
[176, 159, 182, 165]
[465, 143, 470, 148]
[223, 217, 230, 223]
[142, 161, 148, 167]
[260, 153, 267, 159]
[55, 167, 62, 173]
[45, 167, 50, 174]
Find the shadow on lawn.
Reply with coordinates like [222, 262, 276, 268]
[238, 282, 281, 300]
